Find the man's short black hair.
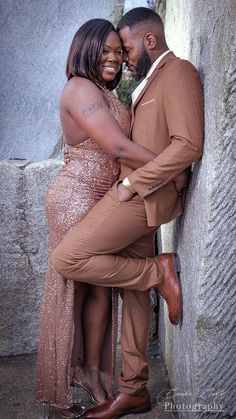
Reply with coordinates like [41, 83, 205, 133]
[117, 7, 163, 32]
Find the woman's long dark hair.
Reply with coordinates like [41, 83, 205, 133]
[66, 19, 122, 90]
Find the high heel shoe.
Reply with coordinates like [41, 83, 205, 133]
[41, 403, 50, 419]
[54, 404, 85, 418]
[72, 377, 100, 406]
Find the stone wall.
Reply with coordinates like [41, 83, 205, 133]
[0, 0, 124, 356]
[0, 0, 123, 162]
[158, 1, 236, 417]
[0, 159, 62, 355]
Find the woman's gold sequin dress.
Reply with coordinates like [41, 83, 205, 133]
[36, 88, 130, 409]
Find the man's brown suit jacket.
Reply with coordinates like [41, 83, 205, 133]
[121, 52, 204, 227]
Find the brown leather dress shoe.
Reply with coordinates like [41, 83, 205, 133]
[85, 391, 151, 418]
[155, 253, 182, 325]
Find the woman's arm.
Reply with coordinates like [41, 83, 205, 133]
[117, 158, 147, 169]
[63, 78, 156, 166]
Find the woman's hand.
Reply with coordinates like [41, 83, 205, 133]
[64, 147, 70, 164]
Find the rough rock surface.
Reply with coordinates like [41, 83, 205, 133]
[0, 0, 123, 161]
[0, 159, 62, 355]
[158, 1, 236, 417]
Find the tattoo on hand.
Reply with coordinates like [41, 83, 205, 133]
[81, 101, 103, 118]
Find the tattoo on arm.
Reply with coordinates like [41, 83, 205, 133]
[81, 101, 103, 118]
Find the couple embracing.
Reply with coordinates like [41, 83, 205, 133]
[37, 7, 203, 419]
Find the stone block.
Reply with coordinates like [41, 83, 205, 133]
[158, 1, 236, 417]
[0, 159, 62, 355]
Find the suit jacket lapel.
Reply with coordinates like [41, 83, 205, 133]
[130, 52, 176, 131]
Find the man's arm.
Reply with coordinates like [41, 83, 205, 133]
[127, 60, 204, 198]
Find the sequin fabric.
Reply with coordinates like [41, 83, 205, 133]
[36, 88, 130, 409]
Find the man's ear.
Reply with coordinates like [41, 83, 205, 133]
[144, 32, 157, 50]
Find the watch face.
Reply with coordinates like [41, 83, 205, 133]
[123, 178, 130, 186]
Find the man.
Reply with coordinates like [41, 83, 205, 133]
[53, 8, 203, 418]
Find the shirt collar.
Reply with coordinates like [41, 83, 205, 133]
[146, 49, 171, 79]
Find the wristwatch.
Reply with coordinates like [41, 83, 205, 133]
[122, 177, 136, 194]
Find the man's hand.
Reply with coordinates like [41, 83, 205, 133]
[117, 183, 135, 202]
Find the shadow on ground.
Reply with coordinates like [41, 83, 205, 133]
[0, 338, 176, 418]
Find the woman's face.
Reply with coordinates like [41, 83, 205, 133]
[99, 31, 123, 82]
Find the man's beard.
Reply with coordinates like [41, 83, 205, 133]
[134, 47, 152, 81]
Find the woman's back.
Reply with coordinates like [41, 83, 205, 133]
[60, 77, 130, 147]
[60, 77, 89, 146]
[48, 86, 130, 234]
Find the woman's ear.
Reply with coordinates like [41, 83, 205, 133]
[144, 32, 157, 50]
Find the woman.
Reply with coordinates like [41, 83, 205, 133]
[36, 19, 156, 419]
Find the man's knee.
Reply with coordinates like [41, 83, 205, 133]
[51, 245, 69, 276]
[51, 243, 83, 278]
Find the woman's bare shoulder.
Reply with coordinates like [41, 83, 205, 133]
[62, 77, 102, 99]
